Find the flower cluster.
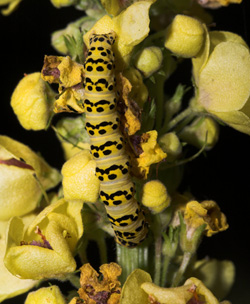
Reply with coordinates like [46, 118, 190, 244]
[0, 0, 246, 303]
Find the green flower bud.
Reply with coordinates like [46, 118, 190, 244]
[135, 46, 163, 78]
[179, 116, 219, 150]
[10, 73, 55, 131]
[159, 132, 182, 161]
[164, 14, 205, 58]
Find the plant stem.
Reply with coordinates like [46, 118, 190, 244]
[172, 251, 192, 287]
[160, 255, 171, 287]
[166, 107, 194, 132]
[154, 234, 162, 286]
[116, 243, 149, 284]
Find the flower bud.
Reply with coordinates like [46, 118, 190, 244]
[62, 150, 100, 203]
[179, 117, 219, 150]
[159, 132, 182, 162]
[50, 0, 75, 8]
[164, 14, 205, 58]
[11, 73, 55, 130]
[142, 180, 170, 213]
[135, 46, 163, 78]
[25, 285, 66, 304]
[0, 136, 61, 221]
[0, 0, 22, 15]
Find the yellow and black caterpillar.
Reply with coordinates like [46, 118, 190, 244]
[83, 32, 148, 247]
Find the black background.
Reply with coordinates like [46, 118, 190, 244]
[0, 0, 250, 303]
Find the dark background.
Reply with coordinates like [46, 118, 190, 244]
[0, 0, 250, 303]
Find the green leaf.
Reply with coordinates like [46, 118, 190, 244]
[63, 28, 84, 63]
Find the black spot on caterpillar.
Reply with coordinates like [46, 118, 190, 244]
[83, 32, 148, 247]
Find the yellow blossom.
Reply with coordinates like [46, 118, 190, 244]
[142, 180, 170, 213]
[25, 285, 66, 304]
[0, 136, 61, 221]
[77, 263, 122, 304]
[122, 68, 149, 109]
[192, 31, 250, 135]
[10, 72, 55, 130]
[137, 131, 167, 178]
[141, 281, 194, 304]
[41, 55, 84, 113]
[58, 56, 83, 87]
[0, 0, 22, 15]
[0, 239, 38, 302]
[120, 269, 152, 304]
[83, 1, 155, 68]
[4, 199, 83, 280]
[164, 15, 205, 58]
[62, 150, 100, 203]
[184, 277, 220, 304]
[184, 200, 228, 237]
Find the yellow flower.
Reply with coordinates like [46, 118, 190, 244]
[142, 180, 170, 213]
[141, 281, 194, 304]
[137, 131, 167, 178]
[77, 263, 122, 304]
[135, 46, 163, 78]
[184, 277, 220, 304]
[83, 1, 155, 68]
[41, 56, 84, 113]
[0, 136, 61, 221]
[141, 277, 222, 304]
[192, 31, 250, 135]
[4, 199, 83, 280]
[10, 72, 55, 130]
[164, 14, 205, 58]
[25, 285, 66, 304]
[184, 200, 228, 237]
[0, 239, 38, 302]
[0, 0, 22, 15]
[62, 150, 100, 203]
[121, 269, 152, 304]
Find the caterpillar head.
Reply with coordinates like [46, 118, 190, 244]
[89, 31, 116, 46]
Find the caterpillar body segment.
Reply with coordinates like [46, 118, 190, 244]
[83, 32, 148, 247]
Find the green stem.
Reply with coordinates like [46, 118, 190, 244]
[96, 237, 108, 265]
[160, 255, 171, 287]
[172, 251, 192, 287]
[166, 107, 194, 132]
[116, 243, 149, 285]
[154, 234, 162, 286]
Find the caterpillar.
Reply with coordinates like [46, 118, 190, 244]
[83, 32, 148, 247]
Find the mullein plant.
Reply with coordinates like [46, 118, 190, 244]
[0, 0, 247, 303]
